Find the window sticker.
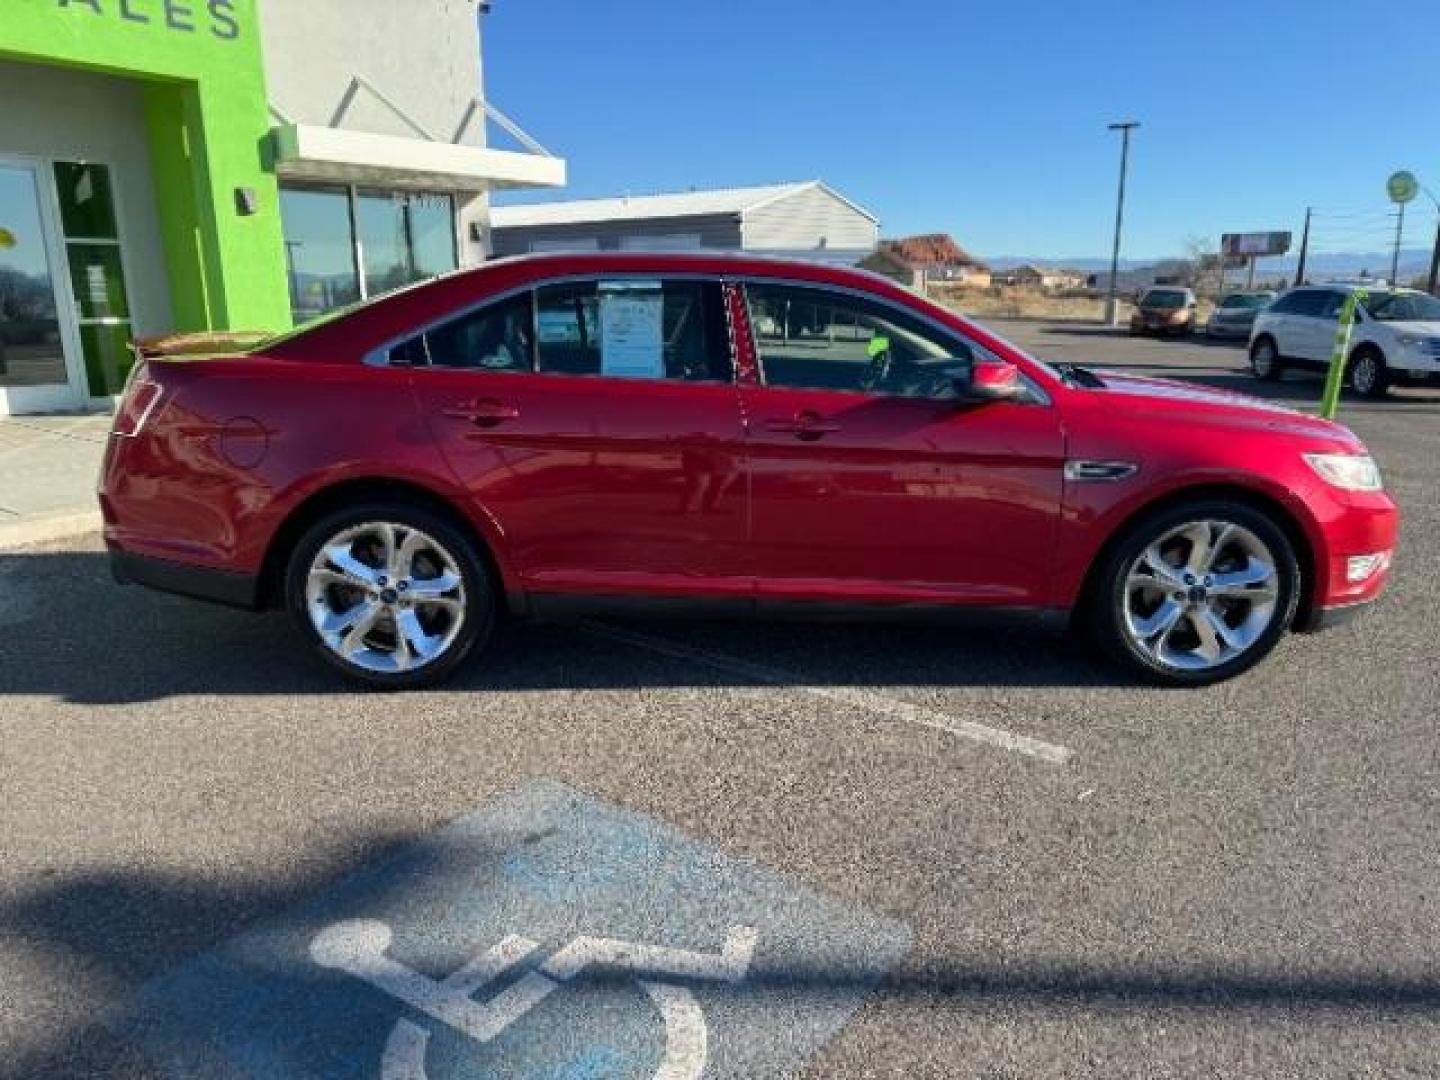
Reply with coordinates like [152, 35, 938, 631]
[599, 281, 664, 379]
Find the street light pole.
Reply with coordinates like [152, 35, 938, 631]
[1105, 121, 1139, 325]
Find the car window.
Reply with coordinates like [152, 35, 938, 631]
[1317, 291, 1347, 320]
[534, 279, 730, 382]
[392, 291, 535, 371]
[1365, 291, 1440, 321]
[1223, 293, 1270, 310]
[1278, 290, 1326, 318]
[1142, 289, 1189, 309]
[745, 283, 977, 400]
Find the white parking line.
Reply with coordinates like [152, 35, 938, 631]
[576, 621, 1075, 766]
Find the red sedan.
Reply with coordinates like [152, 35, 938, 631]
[100, 254, 1398, 688]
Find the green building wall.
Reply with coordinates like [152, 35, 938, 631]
[0, 0, 291, 333]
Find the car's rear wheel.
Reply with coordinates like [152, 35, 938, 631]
[1249, 336, 1283, 380]
[1092, 501, 1300, 686]
[1349, 347, 1390, 398]
[285, 502, 495, 689]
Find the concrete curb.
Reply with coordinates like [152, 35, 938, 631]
[0, 510, 102, 552]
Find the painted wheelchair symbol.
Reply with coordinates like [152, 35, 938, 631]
[311, 919, 758, 1079]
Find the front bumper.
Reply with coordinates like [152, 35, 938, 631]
[1294, 595, 1381, 633]
[1132, 317, 1191, 333]
[1206, 321, 1251, 338]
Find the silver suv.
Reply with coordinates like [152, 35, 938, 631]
[1248, 285, 1440, 397]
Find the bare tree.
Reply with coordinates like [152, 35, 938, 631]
[1182, 236, 1225, 297]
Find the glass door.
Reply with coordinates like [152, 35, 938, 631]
[0, 158, 85, 414]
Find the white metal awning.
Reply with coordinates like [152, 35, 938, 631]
[271, 123, 567, 193]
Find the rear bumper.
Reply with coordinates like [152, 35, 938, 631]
[109, 545, 261, 610]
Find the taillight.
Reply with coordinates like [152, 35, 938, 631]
[112, 363, 165, 438]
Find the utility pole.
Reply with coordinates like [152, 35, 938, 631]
[1391, 203, 1406, 286]
[1428, 217, 1440, 295]
[1294, 207, 1312, 287]
[1104, 121, 1139, 325]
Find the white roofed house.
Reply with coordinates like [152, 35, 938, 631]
[490, 181, 879, 265]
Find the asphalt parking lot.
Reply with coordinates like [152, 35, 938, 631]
[2, 324, 1438, 1078]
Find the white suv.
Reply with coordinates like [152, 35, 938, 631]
[1248, 285, 1440, 397]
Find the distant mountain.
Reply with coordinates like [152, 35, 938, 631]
[983, 250, 1435, 284]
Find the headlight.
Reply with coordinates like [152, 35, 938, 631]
[1303, 452, 1383, 491]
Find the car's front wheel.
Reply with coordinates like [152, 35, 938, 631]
[1249, 336, 1283, 380]
[1092, 501, 1300, 686]
[1349, 347, 1390, 399]
[285, 502, 496, 689]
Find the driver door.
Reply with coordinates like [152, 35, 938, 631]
[737, 282, 1066, 607]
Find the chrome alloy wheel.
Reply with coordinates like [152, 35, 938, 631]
[1250, 339, 1278, 377]
[1121, 520, 1280, 672]
[1351, 352, 1379, 395]
[305, 522, 467, 674]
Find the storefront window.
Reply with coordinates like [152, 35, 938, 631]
[53, 162, 133, 397]
[279, 187, 361, 324]
[281, 185, 457, 325]
[408, 194, 458, 281]
[53, 162, 119, 240]
[0, 163, 66, 392]
[356, 193, 412, 298]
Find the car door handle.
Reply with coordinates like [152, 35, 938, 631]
[764, 412, 840, 440]
[441, 399, 520, 427]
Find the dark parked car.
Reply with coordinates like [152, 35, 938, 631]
[1206, 291, 1275, 339]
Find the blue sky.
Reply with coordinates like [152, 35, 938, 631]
[484, 0, 1440, 261]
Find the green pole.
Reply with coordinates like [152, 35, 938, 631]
[1319, 289, 1366, 420]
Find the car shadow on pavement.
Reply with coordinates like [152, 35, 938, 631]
[0, 551, 1125, 703]
[4, 837, 1439, 1076]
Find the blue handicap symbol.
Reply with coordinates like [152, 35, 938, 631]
[115, 780, 912, 1078]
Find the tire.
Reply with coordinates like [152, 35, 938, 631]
[1090, 500, 1301, 687]
[1249, 336, 1283, 381]
[1349, 347, 1390, 399]
[284, 500, 496, 689]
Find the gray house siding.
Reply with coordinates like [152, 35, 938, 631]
[740, 186, 877, 256]
[491, 213, 742, 257]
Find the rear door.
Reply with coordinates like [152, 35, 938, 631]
[736, 280, 1066, 607]
[1286, 289, 1342, 362]
[409, 276, 750, 599]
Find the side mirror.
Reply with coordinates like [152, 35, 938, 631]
[962, 360, 1025, 402]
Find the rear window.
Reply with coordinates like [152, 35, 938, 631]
[1221, 293, 1271, 310]
[1273, 290, 1331, 317]
[1142, 290, 1188, 309]
[534, 279, 729, 382]
[384, 278, 732, 383]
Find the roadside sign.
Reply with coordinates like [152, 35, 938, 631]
[1387, 171, 1419, 204]
[115, 781, 912, 1078]
[1220, 232, 1292, 257]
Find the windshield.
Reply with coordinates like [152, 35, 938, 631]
[1222, 293, 1272, 310]
[1142, 290, 1188, 309]
[1363, 290, 1440, 322]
